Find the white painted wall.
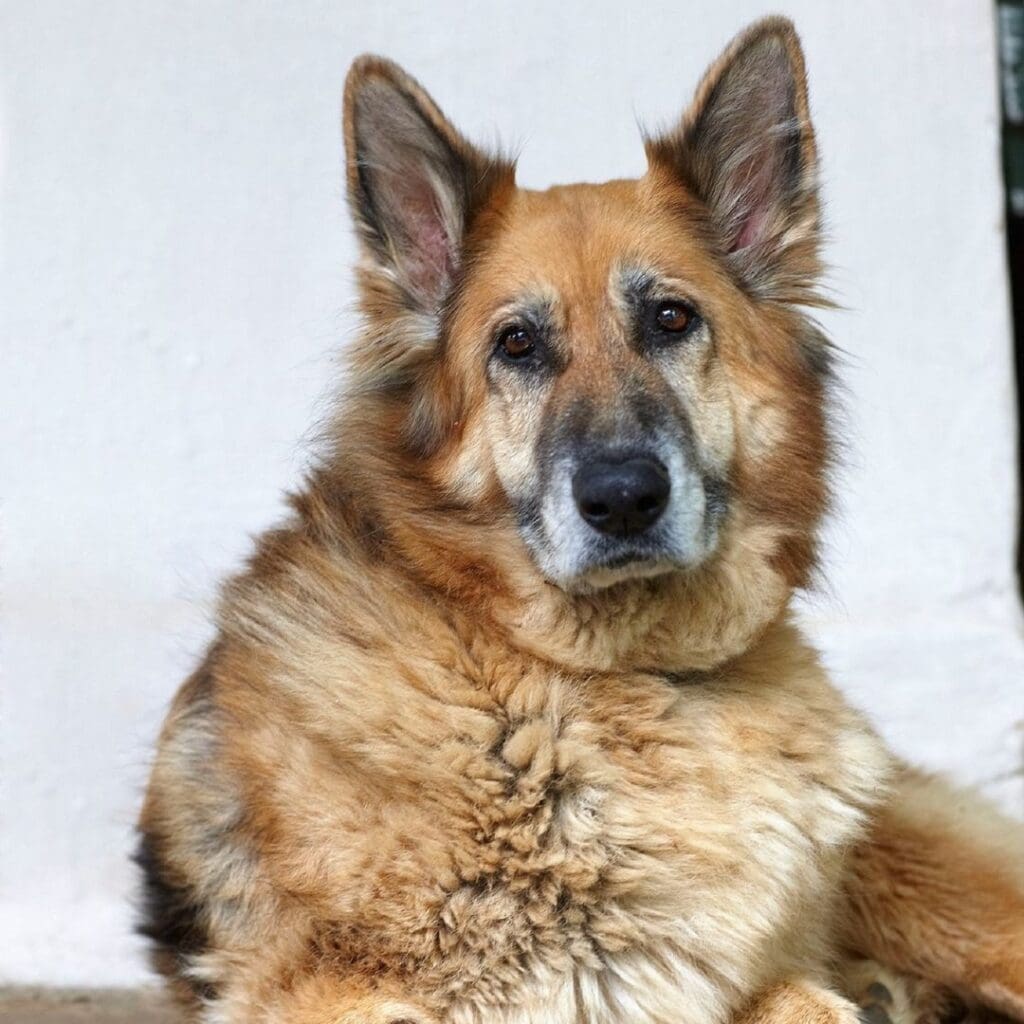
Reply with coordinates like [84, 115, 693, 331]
[2, 0, 1021, 989]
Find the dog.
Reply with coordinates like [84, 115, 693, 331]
[137, 17, 1024, 1024]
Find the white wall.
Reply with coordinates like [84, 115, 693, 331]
[2, 0, 1021, 989]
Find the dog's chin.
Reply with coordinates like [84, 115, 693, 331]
[545, 542, 707, 594]
[574, 555, 680, 592]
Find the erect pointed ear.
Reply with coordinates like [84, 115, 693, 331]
[343, 56, 514, 314]
[645, 18, 823, 303]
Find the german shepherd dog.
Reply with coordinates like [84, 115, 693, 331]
[138, 18, 1024, 1024]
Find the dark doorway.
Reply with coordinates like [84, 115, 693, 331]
[996, 2, 1024, 591]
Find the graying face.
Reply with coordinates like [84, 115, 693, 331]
[483, 266, 735, 592]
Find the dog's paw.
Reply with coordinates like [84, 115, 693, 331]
[857, 981, 901, 1024]
[841, 960, 916, 1024]
[839, 959, 975, 1024]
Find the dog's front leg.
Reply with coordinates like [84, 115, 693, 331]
[211, 973, 439, 1024]
[735, 978, 866, 1024]
[841, 766, 1024, 1020]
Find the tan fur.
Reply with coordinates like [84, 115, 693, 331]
[138, 17, 1024, 1024]
[843, 768, 1024, 1020]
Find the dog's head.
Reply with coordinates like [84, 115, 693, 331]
[340, 18, 830, 608]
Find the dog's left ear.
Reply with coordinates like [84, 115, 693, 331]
[646, 18, 822, 302]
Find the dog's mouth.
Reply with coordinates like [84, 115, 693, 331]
[574, 547, 682, 590]
[526, 516, 711, 592]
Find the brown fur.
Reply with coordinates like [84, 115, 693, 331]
[138, 17, 1024, 1024]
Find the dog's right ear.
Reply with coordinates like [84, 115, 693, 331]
[343, 57, 514, 316]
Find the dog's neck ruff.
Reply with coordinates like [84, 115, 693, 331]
[491, 532, 793, 676]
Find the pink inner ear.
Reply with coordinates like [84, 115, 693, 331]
[724, 52, 796, 254]
[734, 203, 767, 251]
[727, 153, 778, 253]
[393, 174, 455, 303]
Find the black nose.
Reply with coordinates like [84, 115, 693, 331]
[572, 457, 671, 537]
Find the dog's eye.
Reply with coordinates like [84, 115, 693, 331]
[654, 302, 697, 334]
[498, 325, 536, 360]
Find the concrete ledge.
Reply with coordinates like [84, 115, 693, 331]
[0, 989, 177, 1023]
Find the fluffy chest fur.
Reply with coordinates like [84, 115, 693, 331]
[217, 616, 889, 1024]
